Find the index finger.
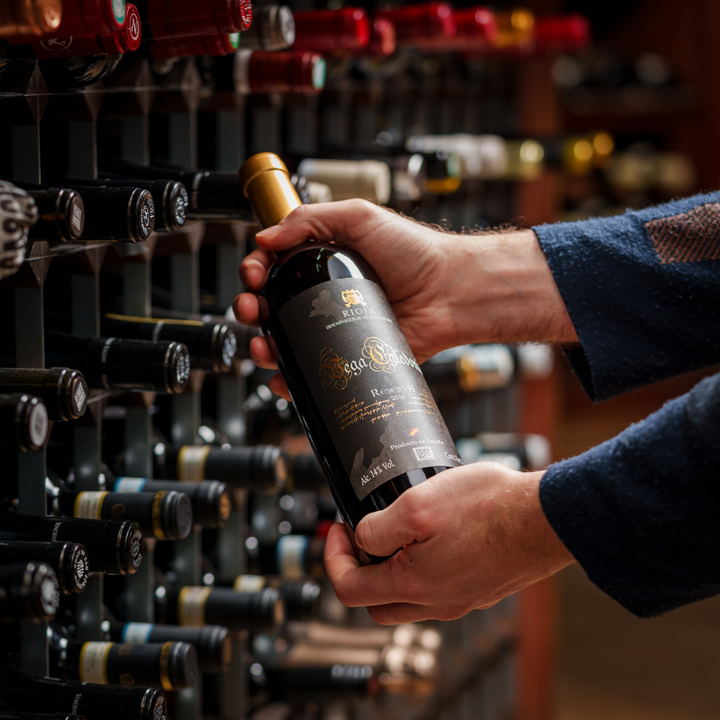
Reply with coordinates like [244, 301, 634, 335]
[324, 522, 414, 608]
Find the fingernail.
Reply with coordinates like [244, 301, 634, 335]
[256, 224, 281, 239]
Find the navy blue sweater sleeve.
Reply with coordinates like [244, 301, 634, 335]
[539, 372, 720, 618]
[533, 192, 720, 402]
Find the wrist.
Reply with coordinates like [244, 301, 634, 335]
[448, 229, 578, 344]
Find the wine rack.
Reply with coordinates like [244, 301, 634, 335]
[0, 2, 569, 719]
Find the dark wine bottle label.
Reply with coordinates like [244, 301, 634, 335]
[277, 277, 462, 500]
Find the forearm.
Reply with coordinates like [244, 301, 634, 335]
[447, 229, 578, 345]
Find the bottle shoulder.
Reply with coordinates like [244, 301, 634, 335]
[262, 241, 379, 311]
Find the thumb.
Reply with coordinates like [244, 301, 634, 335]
[355, 484, 436, 557]
[254, 200, 379, 252]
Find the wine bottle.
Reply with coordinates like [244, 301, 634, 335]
[239, 154, 462, 555]
[0, 0, 62, 39]
[53, 487, 193, 541]
[0, 393, 49, 452]
[295, 159, 391, 204]
[0, 368, 88, 422]
[134, 0, 251, 44]
[374, 3, 456, 48]
[0, 665, 167, 720]
[284, 452, 325, 492]
[422, 345, 515, 393]
[106, 617, 231, 674]
[155, 584, 284, 631]
[42, 175, 185, 234]
[0, 541, 89, 595]
[4, 4, 142, 59]
[100, 314, 237, 374]
[291, 7, 369, 52]
[249, 663, 376, 703]
[112, 477, 231, 529]
[15, 182, 155, 242]
[251, 536, 326, 581]
[211, 574, 320, 622]
[97, 156, 255, 223]
[48, 624, 198, 690]
[154, 444, 287, 492]
[145, 31, 238, 59]
[38, 54, 127, 91]
[20, 188, 85, 243]
[0, 513, 143, 575]
[230, 49, 326, 95]
[0, 561, 60, 622]
[0, 181, 38, 283]
[41, 329, 190, 394]
[238, 5, 294, 51]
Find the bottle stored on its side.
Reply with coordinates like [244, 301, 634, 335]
[238, 5, 294, 50]
[14, 184, 155, 242]
[53, 489, 193, 541]
[0, 561, 60, 622]
[106, 619, 231, 673]
[0, 665, 167, 720]
[21, 187, 85, 243]
[0, 541, 89, 595]
[224, 50, 326, 95]
[0, 368, 88, 422]
[284, 452, 326, 492]
[250, 536, 326, 581]
[156, 585, 284, 632]
[154, 444, 286, 492]
[211, 574, 321, 622]
[291, 7, 370, 52]
[249, 664, 376, 703]
[421, 345, 515, 393]
[100, 314, 237, 374]
[0, 393, 50, 452]
[97, 156, 255, 223]
[0, 181, 37, 283]
[112, 477, 231, 529]
[48, 624, 198, 690]
[42, 329, 190, 394]
[0, 513, 143, 575]
[239, 153, 462, 559]
[295, 159, 391, 204]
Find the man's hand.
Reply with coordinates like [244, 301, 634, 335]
[324, 463, 575, 625]
[233, 200, 576, 400]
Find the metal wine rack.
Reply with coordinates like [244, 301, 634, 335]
[0, 3, 545, 718]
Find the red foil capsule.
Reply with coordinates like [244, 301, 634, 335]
[292, 7, 370, 52]
[142, 0, 250, 42]
[454, 7, 497, 47]
[330, 16, 396, 58]
[149, 31, 239, 58]
[235, 50, 327, 94]
[374, 2, 456, 47]
[533, 14, 590, 54]
[7, 0, 127, 43]
[26, 2, 141, 57]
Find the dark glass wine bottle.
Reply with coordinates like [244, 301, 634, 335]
[44, 176, 186, 234]
[155, 584, 284, 631]
[284, 452, 325, 492]
[0, 181, 37, 283]
[41, 329, 190, 394]
[0, 393, 49, 452]
[0, 513, 143, 575]
[53, 486, 193, 541]
[0, 561, 60, 622]
[106, 616, 231, 674]
[238, 153, 462, 559]
[21, 188, 85, 243]
[48, 624, 198, 690]
[0, 665, 167, 720]
[0, 368, 88, 422]
[238, 5, 294, 51]
[153, 443, 287, 491]
[210, 574, 321, 622]
[97, 156, 255, 223]
[100, 314, 237, 374]
[250, 536, 326, 581]
[0, 541, 89, 595]
[14, 182, 155, 242]
[111, 477, 231, 529]
[249, 663, 376, 703]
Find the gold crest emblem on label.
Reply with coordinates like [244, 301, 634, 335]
[342, 288, 366, 308]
